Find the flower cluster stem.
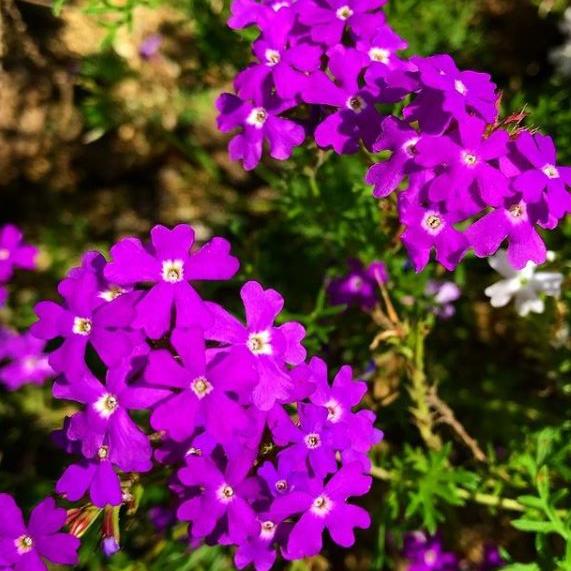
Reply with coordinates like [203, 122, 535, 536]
[407, 321, 442, 450]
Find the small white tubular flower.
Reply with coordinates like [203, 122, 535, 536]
[485, 250, 563, 317]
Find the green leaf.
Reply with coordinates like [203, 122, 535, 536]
[512, 519, 557, 533]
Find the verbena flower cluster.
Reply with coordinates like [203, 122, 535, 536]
[28, 224, 380, 569]
[0, 224, 37, 307]
[401, 532, 503, 571]
[218, 0, 571, 272]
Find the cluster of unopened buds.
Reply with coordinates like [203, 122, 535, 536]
[218, 0, 571, 272]
[0, 223, 383, 570]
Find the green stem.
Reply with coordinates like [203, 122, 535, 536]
[407, 321, 441, 450]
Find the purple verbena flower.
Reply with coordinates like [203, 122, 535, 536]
[402, 532, 458, 571]
[297, 0, 387, 46]
[205, 280, 306, 411]
[0, 330, 52, 391]
[104, 224, 239, 338]
[145, 328, 253, 443]
[0, 495, 80, 571]
[327, 258, 388, 309]
[425, 280, 461, 319]
[217, 91, 305, 170]
[303, 47, 383, 154]
[0, 225, 37, 283]
[511, 131, 571, 225]
[177, 455, 258, 544]
[400, 202, 468, 272]
[272, 463, 371, 559]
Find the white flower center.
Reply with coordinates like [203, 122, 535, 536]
[311, 494, 334, 517]
[368, 47, 390, 63]
[461, 150, 478, 167]
[98, 445, 109, 460]
[421, 212, 445, 235]
[190, 376, 213, 399]
[402, 137, 420, 158]
[542, 164, 559, 179]
[22, 356, 39, 373]
[275, 479, 288, 493]
[94, 393, 119, 419]
[346, 95, 367, 113]
[0, 248, 10, 261]
[424, 549, 437, 565]
[325, 399, 343, 423]
[349, 276, 363, 291]
[265, 49, 281, 66]
[217, 484, 235, 503]
[336, 5, 353, 20]
[247, 330, 272, 355]
[272, 0, 289, 10]
[260, 520, 277, 539]
[507, 203, 527, 224]
[15, 535, 34, 555]
[72, 316, 92, 336]
[185, 446, 202, 456]
[99, 286, 126, 301]
[246, 107, 268, 128]
[162, 259, 184, 283]
[454, 79, 467, 95]
[304, 432, 322, 449]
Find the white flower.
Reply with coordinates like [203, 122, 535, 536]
[484, 250, 563, 317]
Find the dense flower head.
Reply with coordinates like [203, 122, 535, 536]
[0, 494, 80, 571]
[28, 223, 379, 569]
[219, 0, 570, 273]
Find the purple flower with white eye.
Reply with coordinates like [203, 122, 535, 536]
[400, 202, 468, 272]
[409, 54, 498, 132]
[511, 131, 571, 225]
[216, 91, 305, 171]
[425, 280, 461, 319]
[303, 47, 383, 154]
[55, 356, 166, 468]
[104, 224, 239, 338]
[205, 280, 306, 411]
[67, 251, 130, 304]
[328, 258, 388, 310]
[258, 455, 310, 499]
[307, 357, 382, 469]
[402, 531, 458, 570]
[365, 117, 422, 198]
[270, 403, 348, 477]
[0, 330, 52, 391]
[0, 224, 37, 282]
[235, 11, 322, 100]
[465, 199, 547, 269]
[357, 25, 408, 77]
[0, 495, 80, 571]
[177, 455, 258, 544]
[145, 328, 253, 443]
[31, 270, 140, 377]
[234, 511, 289, 571]
[297, 0, 386, 46]
[272, 463, 371, 559]
[415, 117, 510, 211]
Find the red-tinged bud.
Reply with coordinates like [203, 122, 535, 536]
[66, 505, 102, 538]
[101, 506, 121, 558]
